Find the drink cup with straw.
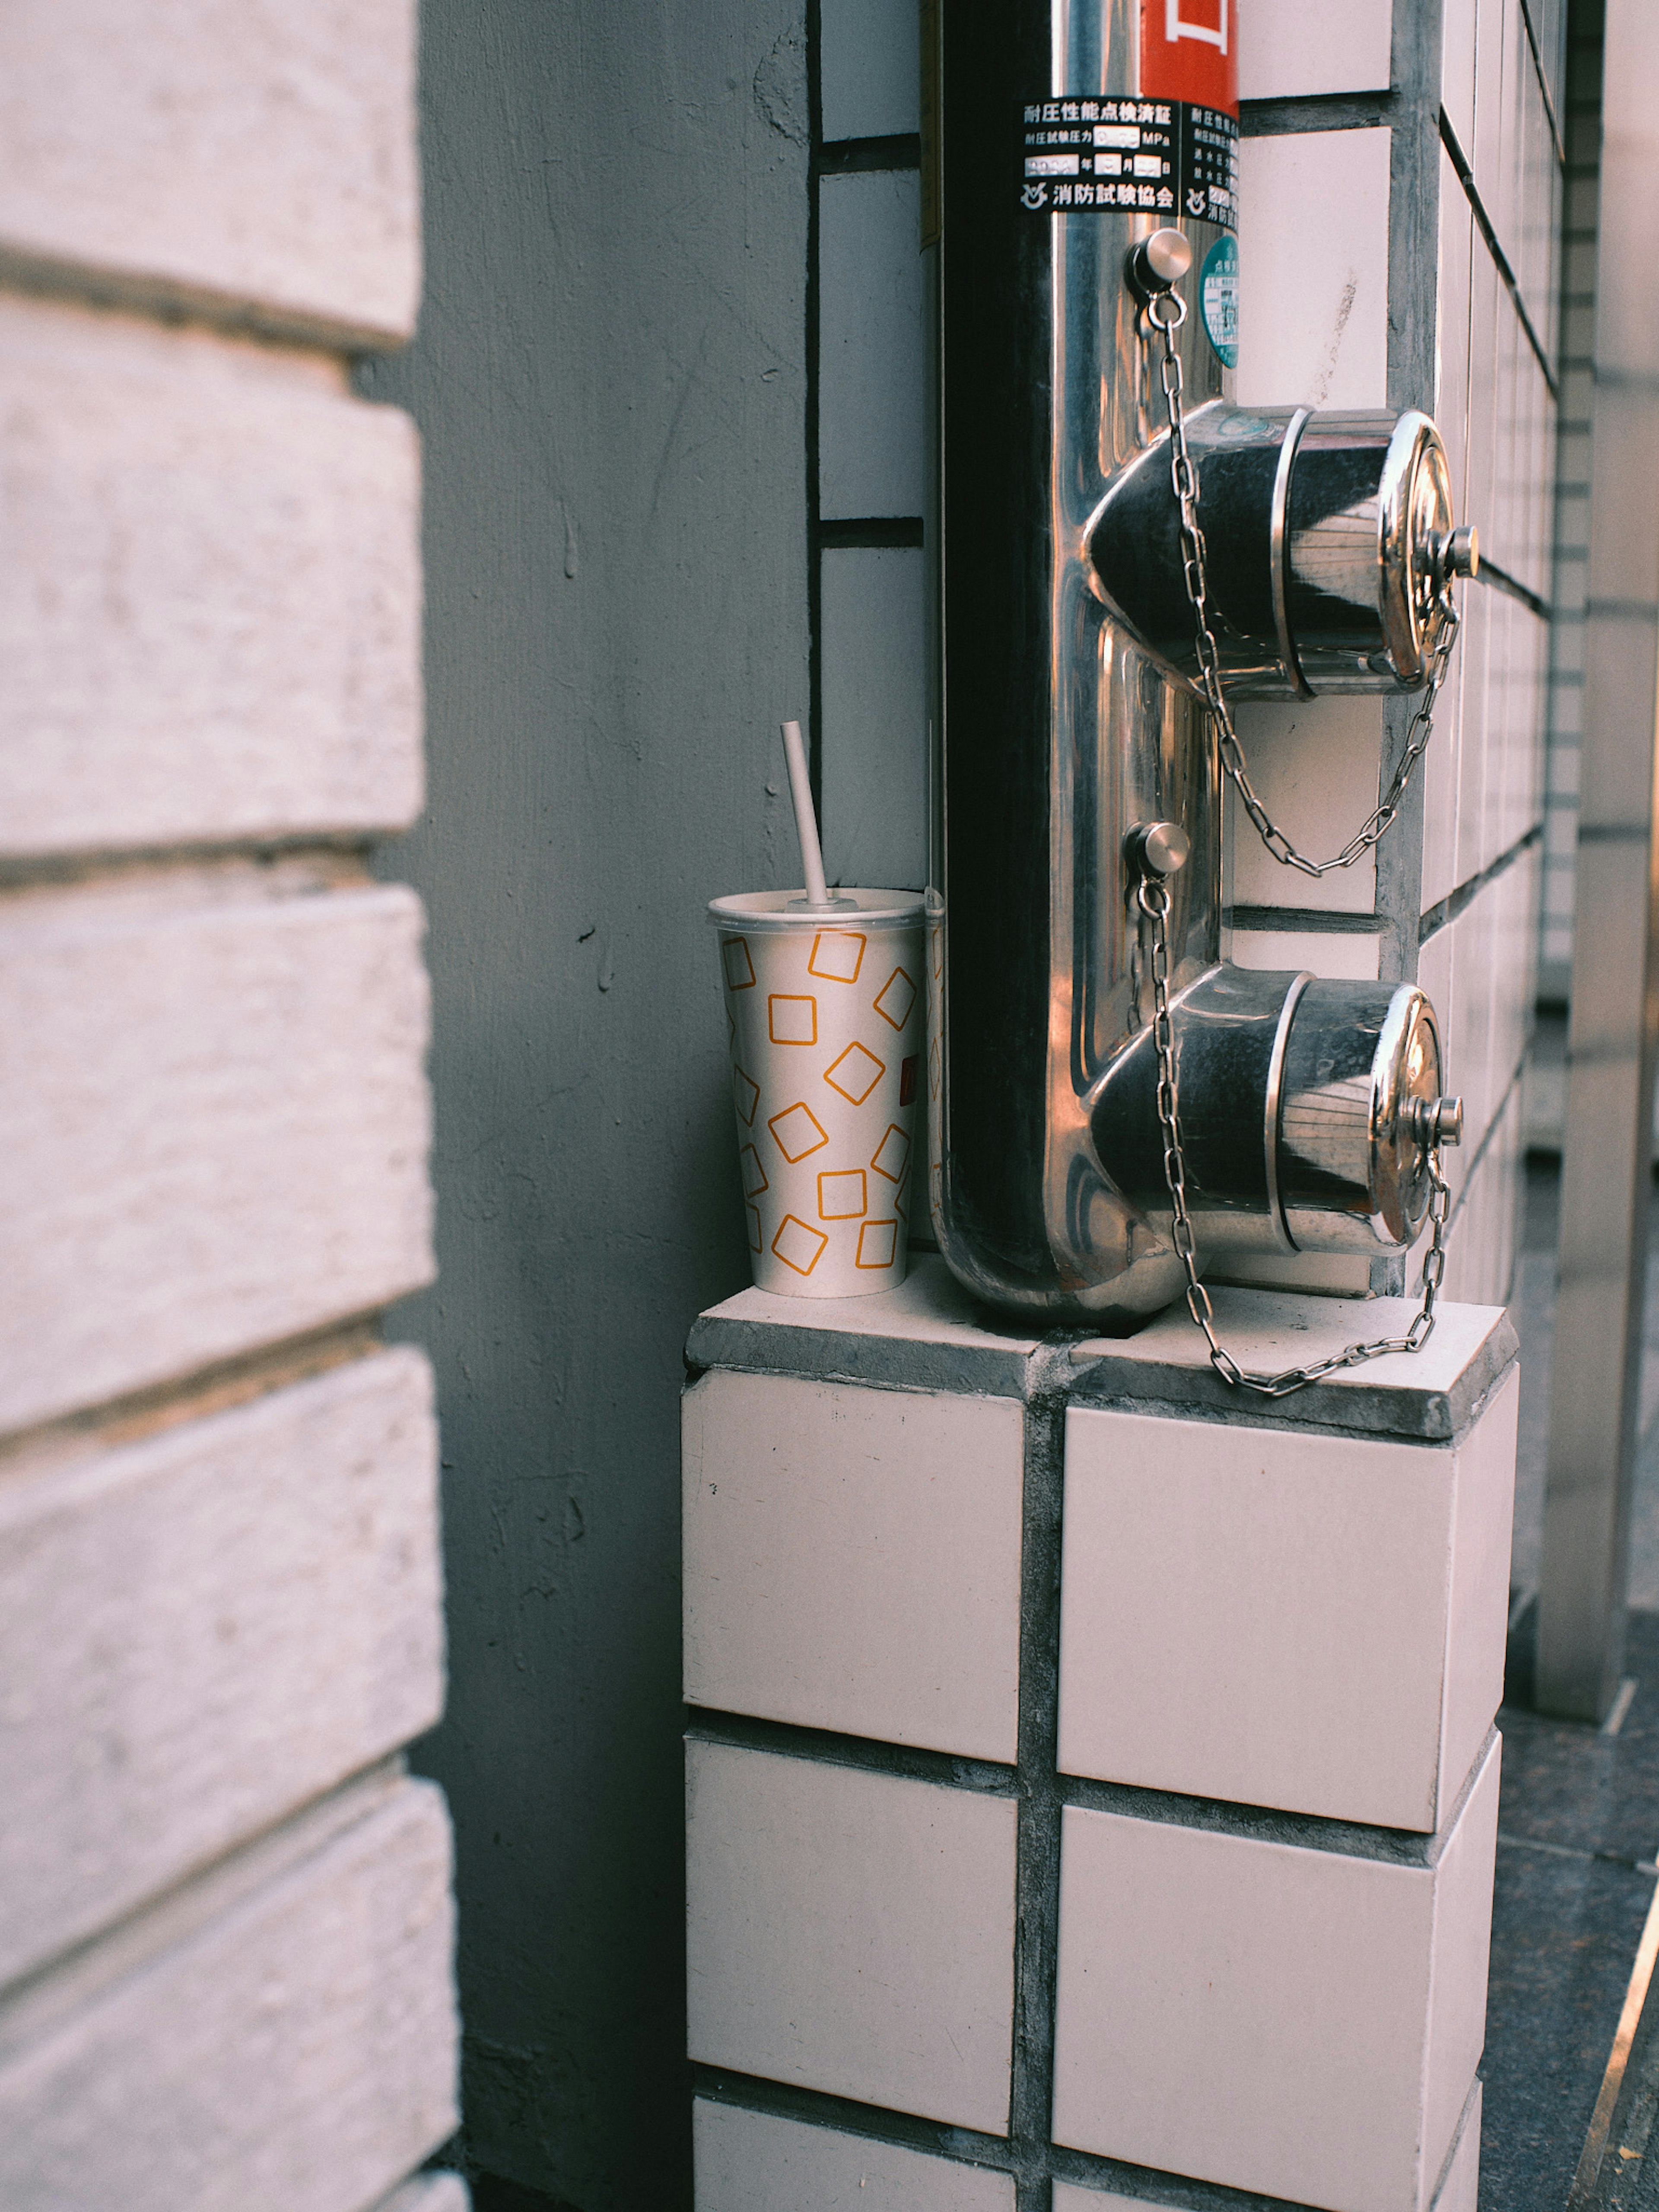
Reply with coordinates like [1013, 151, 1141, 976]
[709, 721, 927, 1296]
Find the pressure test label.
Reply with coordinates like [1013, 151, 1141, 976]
[1017, 96, 1238, 225]
[1201, 233, 1239, 365]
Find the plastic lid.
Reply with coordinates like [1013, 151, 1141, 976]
[708, 888, 928, 932]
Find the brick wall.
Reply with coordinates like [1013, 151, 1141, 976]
[0, 5, 461, 2204]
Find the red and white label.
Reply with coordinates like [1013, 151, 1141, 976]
[1141, 0, 1238, 116]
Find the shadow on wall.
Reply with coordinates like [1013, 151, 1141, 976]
[357, 0, 812, 2204]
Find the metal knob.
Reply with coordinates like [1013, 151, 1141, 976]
[1429, 524, 1480, 590]
[1125, 820, 1191, 880]
[1408, 1094, 1464, 1149]
[1126, 227, 1193, 301]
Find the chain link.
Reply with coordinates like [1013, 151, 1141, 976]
[1137, 874, 1449, 1396]
[1133, 283, 1456, 1395]
[1148, 289, 1458, 880]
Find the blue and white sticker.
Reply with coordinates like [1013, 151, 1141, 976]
[1200, 233, 1239, 369]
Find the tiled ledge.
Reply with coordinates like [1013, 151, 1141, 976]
[689, 1254, 1518, 1442]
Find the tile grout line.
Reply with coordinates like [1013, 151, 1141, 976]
[1009, 1388, 1068, 2204]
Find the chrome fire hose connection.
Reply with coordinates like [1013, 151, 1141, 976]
[929, 0, 1474, 1328]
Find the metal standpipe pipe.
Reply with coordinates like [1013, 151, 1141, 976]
[929, 0, 1473, 1325]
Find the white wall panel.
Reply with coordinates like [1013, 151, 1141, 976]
[0, 1777, 457, 2211]
[0, 882, 433, 1433]
[0, 1350, 440, 1987]
[820, 0, 920, 143]
[0, 295, 422, 858]
[1239, 0, 1392, 101]
[0, 0, 418, 346]
[819, 172, 925, 520]
[1236, 129, 1390, 411]
[820, 546, 930, 891]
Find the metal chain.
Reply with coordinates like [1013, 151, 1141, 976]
[1138, 874, 1449, 1395]
[1148, 288, 1458, 880]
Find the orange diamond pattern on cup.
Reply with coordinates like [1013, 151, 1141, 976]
[734, 1064, 760, 1125]
[856, 1219, 899, 1269]
[873, 965, 916, 1032]
[818, 1168, 868, 1220]
[870, 1123, 910, 1185]
[768, 993, 818, 1046]
[722, 936, 757, 990]
[745, 1202, 762, 1252]
[769, 1100, 830, 1162]
[772, 1214, 830, 1276]
[808, 931, 866, 985]
[739, 1143, 769, 1198]
[824, 1040, 884, 1106]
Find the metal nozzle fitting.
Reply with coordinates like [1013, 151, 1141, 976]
[1125, 227, 1193, 302]
[1125, 820, 1192, 880]
[1408, 1094, 1464, 1149]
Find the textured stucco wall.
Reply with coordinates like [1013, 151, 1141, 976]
[359, 4, 810, 2204]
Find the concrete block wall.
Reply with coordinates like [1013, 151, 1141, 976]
[0, 6, 461, 2206]
[810, 0, 1562, 1306]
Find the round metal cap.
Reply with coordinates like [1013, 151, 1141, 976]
[1378, 410, 1457, 686]
[1143, 226, 1193, 285]
[1370, 984, 1446, 1242]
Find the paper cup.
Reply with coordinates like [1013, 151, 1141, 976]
[709, 889, 927, 1296]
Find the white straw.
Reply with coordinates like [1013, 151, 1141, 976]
[780, 719, 832, 908]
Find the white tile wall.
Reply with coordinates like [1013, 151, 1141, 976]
[1236, 130, 1391, 412]
[1435, 2085, 1483, 2212]
[1050, 1737, 1501, 2212]
[1238, 1, 1392, 101]
[1229, 699, 1380, 915]
[820, 547, 930, 892]
[1444, 0, 1478, 156]
[1419, 837, 1536, 1266]
[1230, 927, 1379, 980]
[686, 1741, 1017, 2134]
[819, 171, 925, 521]
[1058, 1371, 1517, 1830]
[683, 1369, 1023, 1761]
[820, 0, 921, 143]
[693, 2102, 1014, 2212]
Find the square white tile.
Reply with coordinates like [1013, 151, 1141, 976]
[1237, 0, 1392, 99]
[820, 0, 921, 143]
[1058, 1370, 1517, 1830]
[1051, 1738, 1501, 2212]
[1236, 130, 1390, 411]
[683, 1369, 1023, 1761]
[819, 172, 925, 520]
[693, 2101, 1013, 2211]
[686, 1742, 1017, 2134]
[1229, 697, 1380, 915]
[820, 546, 930, 893]
[1230, 927, 1379, 980]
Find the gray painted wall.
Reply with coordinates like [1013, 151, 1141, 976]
[360, 4, 810, 2202]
